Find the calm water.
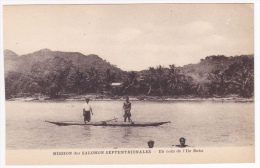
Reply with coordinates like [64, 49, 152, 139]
[6, 100, 254, 149]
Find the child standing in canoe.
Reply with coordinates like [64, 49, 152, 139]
[83, 98, 93, 124]
[123, 96, 132, 122]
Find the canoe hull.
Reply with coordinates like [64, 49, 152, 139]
[45, 120, 170, 127]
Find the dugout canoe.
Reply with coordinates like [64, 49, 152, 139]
[45, 120, 170, 127]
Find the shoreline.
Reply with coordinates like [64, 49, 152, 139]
[5, 94, 254, 103]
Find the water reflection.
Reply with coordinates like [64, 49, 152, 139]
[82, 125, 92, 137]
[122, 127, 132, 139]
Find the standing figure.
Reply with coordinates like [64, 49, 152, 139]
[123, 96, 132, 122]
[83, 98, 93, 124]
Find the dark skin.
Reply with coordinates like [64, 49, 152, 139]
[125, 97, 130, 105]
[148, 142, 154, 148]
[123, 97, 132, 122]
[172, 138, 191, 148]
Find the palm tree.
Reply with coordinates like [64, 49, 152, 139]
[206, 70, 228, 96]
[223, 57, 254, 97]
[167, 65, 176, 96]
[167, 65, 191, 96]
[154, 65, 166, 95]
[123, 71, 138, 95]
[104, 69, 116, 90]
[146, 67, 155, 95]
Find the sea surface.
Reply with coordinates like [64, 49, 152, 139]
[5, 100, 254, 149]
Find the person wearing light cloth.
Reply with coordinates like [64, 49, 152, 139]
[123, 96, 132, 122]
[83, 98, 93, 124]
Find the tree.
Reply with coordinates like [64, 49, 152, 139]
[31, 57, 73, 98]
[86, 67, 102, 93]
[206, 70, 228, 96]
[103, 69, 116, 90]
[167, 65, 176, 95]
[5, 71, 37, 98]
[154, 65, 168, 95]
[145, 67, 156, 95]
[67, 68, 87, 94]
[5, 72, 23, 98]
[167, 65, 193, 96]
[29, 82, 41, 95]
[123, 71, 139, 95]
[223, 57, 254, 97]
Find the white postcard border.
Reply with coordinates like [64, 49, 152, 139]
[0, 0, 259, 168]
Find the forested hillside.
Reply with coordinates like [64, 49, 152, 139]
[181, 55, 254, 84]
[4, 49, 125, 76]
[4, 49, 254, 99]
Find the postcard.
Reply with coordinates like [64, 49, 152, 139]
[1, 1, 259, 167]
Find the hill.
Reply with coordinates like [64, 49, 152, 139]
[4, 49, 254, 98]
[4, 49, 126, 77]
[181, 54, 254, 84]
[138, 54, 254, 84]
[4, 50, 20, 73]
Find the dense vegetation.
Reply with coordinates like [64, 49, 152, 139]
[4, 49, 254, 99]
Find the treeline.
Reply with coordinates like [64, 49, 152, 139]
[5, 55, 254, 99]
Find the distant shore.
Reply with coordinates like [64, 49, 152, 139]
[6, 94, 254, 103]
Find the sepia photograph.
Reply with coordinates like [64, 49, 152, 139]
[1, 1, 259, 167]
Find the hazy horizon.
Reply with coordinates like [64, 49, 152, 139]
[4, 4, 254, 71]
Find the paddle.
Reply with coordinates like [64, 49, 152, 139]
[129, 117, 134, 124]
[105, 116, 118, 122]
[101, 116, 118, 124]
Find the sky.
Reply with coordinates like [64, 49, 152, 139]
[3, 4, 254, 71]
